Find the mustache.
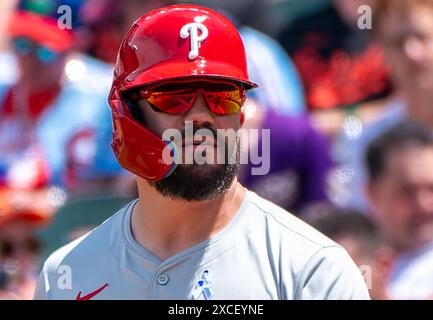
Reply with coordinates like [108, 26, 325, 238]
[180, 124, 217, 138]
[179, 124, 218, 145]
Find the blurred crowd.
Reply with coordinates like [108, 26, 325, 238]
[0, 0, 432, 300]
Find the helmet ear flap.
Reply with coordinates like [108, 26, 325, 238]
[125, 98, 146, 126]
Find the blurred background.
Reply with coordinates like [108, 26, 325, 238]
[0, 0, 433, 300]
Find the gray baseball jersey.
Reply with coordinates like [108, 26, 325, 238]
[34, 190, 370, 300]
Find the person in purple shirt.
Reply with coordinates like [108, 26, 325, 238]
[240, 102, 332, 215]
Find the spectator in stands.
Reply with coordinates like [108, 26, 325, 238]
[0, 188, 51, 299]
[307, 208, 394, 300]
[365, 121, 433, 299]
[0, 0, 122, 196]
[240, 98, 332, 214]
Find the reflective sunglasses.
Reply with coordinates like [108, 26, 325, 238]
[12, 37, 59, 64]
[127, 80, 246, 115]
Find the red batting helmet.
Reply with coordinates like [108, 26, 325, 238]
[108, 4, 258, 181]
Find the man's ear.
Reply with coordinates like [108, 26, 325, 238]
[240, 109, 245, 126]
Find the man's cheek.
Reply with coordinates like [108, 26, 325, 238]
[388, 197, 412, 231]
[374, 188, 398, 218]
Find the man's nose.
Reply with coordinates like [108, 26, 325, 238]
[183, 94, 214, 126]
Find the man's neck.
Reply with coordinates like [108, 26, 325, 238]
[131, 177, 246, 260]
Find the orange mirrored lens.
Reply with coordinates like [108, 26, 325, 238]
[145, 89, 244, 115]
[147, 93, 196, 114]
[206, 90, 245, 115]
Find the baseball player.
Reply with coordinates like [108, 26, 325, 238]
[34, 5, 369, 300]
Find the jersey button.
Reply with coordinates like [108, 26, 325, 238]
[157, 274, 169, 285]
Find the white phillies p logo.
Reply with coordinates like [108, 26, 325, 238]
[180, 22, 209, 60]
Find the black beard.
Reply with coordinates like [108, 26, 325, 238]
[150, 143, 240, 201]
[150, 162, 239, 201]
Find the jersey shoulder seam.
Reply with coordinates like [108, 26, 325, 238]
[293, 245, 346, 299]
[248, 195, 339, 248]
